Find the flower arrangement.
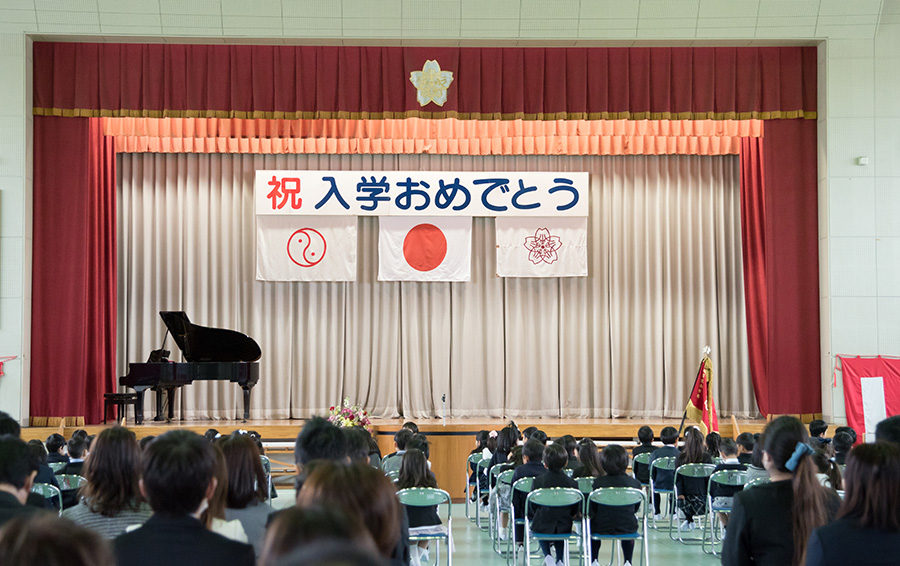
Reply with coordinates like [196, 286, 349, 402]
[328, 397, 373, 434]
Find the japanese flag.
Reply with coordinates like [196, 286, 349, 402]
[378, 217, 472, 282]
[495, 217, 588, 277]
[256, 215, 357, 281]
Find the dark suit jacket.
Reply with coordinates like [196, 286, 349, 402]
[648, 445, 679, 489]
[631, 444, 656, 483]
[806, 517, 900, 566]
[511, 460, 548, 522]
[61, 460, 85, 476]
[47, 452, 69, 464]
[528, 470, 579, 535]
[113, 514, 255, 566]
[589, 474, 641, 534]
[0, 491, 43, 529]
[721, 480, 840, 566]
[710, 461, 747, 498]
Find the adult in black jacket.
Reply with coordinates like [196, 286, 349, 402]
[528, 443, 578, 565]
[0, 435, 42, 528]
[113, 430, 255, 566]
[721, 417, 840, 566]
[589, 444, 642, 566]
[806, 441, 900, 566]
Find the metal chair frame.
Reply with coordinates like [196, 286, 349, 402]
[492, 469, 516, 556]
[702, 469, 747, 556]
[397, 488, 453, 566]
[475, 458, 491, 530]
[648, 456, 676, 530]
[671, 463, 717, 544]
[744, 477, 771, 490]
[260, 455, 273, 501]
[524, 487, 587, 566]
[585, 487, 650, 566]
[465, 453, 483, 520]
[508, 476, 535, 566]
[30, 482, 63, 516]
[631, 453, 652, 487]
[48, 462, 67, 474]
[56, 474, 87, 491]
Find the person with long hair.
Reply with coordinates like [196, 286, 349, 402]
[722, 416, 840, 566]
[397, 448, 441, 565]
[0, 514, 115, 566]
[575, 438, 602, 478]
[297, 460, 405, 565]
[810, 444, 842, 490]
[674, 426, 712, 530]
[258, 505, 377, 566]
[706, 431, 722, 460]
[62, 426, 151, 538]
[217, 434, 272, 556]
[201, 445, 248, 544]
[806, 442, 900, 565]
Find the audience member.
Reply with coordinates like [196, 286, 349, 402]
[397, 449, 441, 565]
[530, 430, 549, 445]
[631, 426, 656, 484]
[61, 436, 87, 476]
[808, 419, 829, 446]
[521, 427, 538, 442]
[511, 439, 548, 545]
[139, 435, 155, 451]
[706, 431, 722, 459]
[0, 514, 115, 566]
[811, 444, 842, 490]
[735, 432, 755, 465]
[204, 429, 221, 443]
[381, 428, 414, 475]
[406, 434, 431, 462]
[710, 438, 746, 529]
[366, 432, 382, 469]
[271, 539, 389, 566]
[0, 435, 41, 527]
[342, 427, 374, 465]
[575, 439, 602, 478]
[556, 435, 582, 476]
[831, 431, 853, 466]
[833, 425, 857, 445]
[45, 433, 68, 464]
[113, 430, 255, 566]
[744, 432, 769, 483]
[202, 444, 248, 543]
[218, 434, 272, 555]
[293, 417, 348, 491]
[589, 444, 642, 566]
[258, 506, 376, 566]
[0, 412, 21, 437]
[806, 442, 900, 566]
[529, 443, 578, 566]
[648, 426, 680, 518]
[675, 427, 713, 531]
[721, 416, 840, 566]
[62, 426, 151, 538]
[25, 440, 60, 493]
[297, 460, 405, 565]
[875, 415, 900, 446]
[402, 421, 419, 434]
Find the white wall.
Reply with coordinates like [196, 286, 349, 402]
[0, 0, 896, 424]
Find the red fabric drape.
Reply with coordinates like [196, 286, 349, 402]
[739, 120, 821, 416]
[839, 356, 900, 441]
[31, 116, 117, 424]
[33, 44, 817, 120]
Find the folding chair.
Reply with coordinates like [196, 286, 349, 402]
[56, 474, 87, 510]
[648, 456, 676, 530]
[260, 455, 274, 501]
[509, 477, 535, 566]
[397, 488, 453, 566]
[30, 482, 63, 516]
[525, 488, 586, 566]
[671, 463, 716, 543]
[493, 469, 516, 555]
[475, 458, 491, 530]
[49, 462, 67, 474]
[465, 453, 483, 520]
[586, 487, 649, 566]
[631, 453, 652, 488]
[744, 477, 770, 490]
[386, 470, 400, 483]
[703, 469, 746, 555]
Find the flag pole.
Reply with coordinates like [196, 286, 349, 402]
[678, 346, 711, 438]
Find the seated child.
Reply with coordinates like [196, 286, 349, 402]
[710, 438, 747, 528]
[529, 444, 579, 566]
[589, 445, 642, 566]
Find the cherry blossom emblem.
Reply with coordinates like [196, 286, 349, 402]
[524, 228, 562, 265]
[409, 60, 454, 107]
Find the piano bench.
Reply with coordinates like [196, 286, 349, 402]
[103, 393, 140, 425]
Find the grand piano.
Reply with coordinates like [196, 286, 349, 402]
[119, 311, 262, 423]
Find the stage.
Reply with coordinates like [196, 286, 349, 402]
[21, 417, 768, 502]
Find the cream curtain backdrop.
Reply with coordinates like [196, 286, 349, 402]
[116, 153, 755, 420]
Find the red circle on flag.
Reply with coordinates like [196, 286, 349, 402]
[403, 224, 447, 272]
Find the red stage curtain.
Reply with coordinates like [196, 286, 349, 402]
[31, 116, 117, 424]
[33, 44, 817, 121]
[739, 120, 820, 416]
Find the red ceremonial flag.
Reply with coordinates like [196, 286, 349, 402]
[685, 355, 718, 435]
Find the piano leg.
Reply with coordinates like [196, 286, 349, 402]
[166, 387, 176, 422]
[134, 389, 145, 425]
[154, 387, 166, 422]
[241, 384, 253, 422]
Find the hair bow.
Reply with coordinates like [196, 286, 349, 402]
[488, 430, 498, 438]
[785, 441, 814, 472]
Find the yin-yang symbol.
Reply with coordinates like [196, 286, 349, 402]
[287, 228, 327, 267]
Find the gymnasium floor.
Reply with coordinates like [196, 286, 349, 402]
[271, 491, 722, 566]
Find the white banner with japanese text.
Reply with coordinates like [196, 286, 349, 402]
[255, 171, 588, 217]
[256, 215, 357, 281]
[495, 217, 588, 278]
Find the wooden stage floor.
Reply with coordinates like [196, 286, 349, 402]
[22, 417, 766, 502]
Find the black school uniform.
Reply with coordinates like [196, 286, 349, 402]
[589, 474, 641, 534]
[528, 470, 579, 535]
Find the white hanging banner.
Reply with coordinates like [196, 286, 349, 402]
[256, 215, 357, 281]
[378, 216, 472, 282]
[255, 171, 588, 217]
[495, 217, 588, 278]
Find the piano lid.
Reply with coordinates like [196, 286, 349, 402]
[159, 311, 262, 363]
